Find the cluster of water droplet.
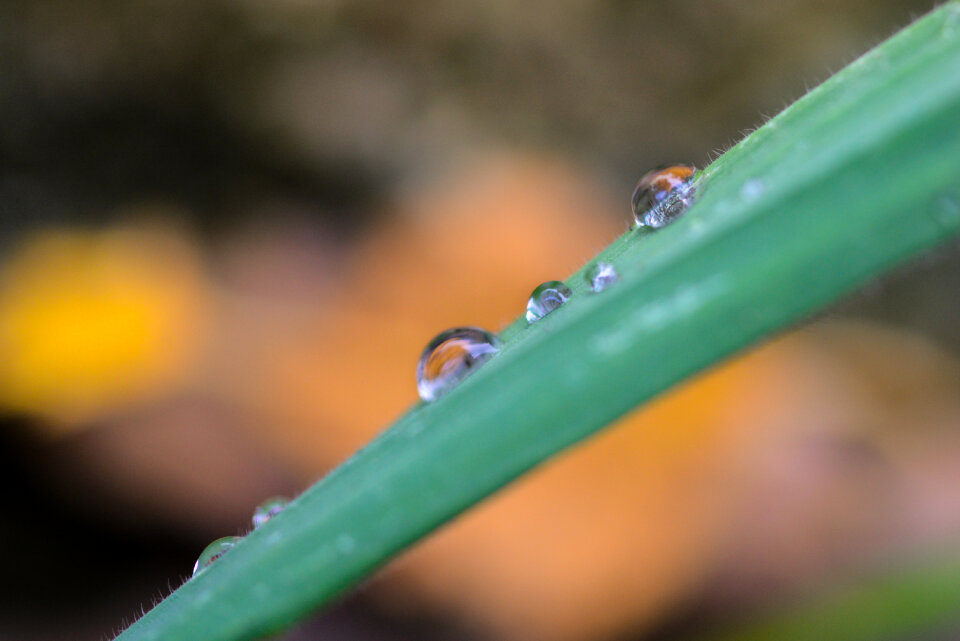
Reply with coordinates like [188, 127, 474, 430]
[192, 496, 291, 577]
[187, 162, 693, 580]
[191, 163, 696, 576]
[413, 164, 695, 403]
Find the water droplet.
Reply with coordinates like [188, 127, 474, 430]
[417, 327, 500, 402]
[192, 536, 241, 576]
[252, 497, 290, 529]
[585, 262, 619, 292]
[526, 281, 573, 323]
[632, 164, 696, 228]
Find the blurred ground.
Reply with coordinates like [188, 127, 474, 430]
[1, 2, 959, 641]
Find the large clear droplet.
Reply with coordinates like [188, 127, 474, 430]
[526, 281, 573, 323]
[252, 497, 290, 529]
[192, 536, 241, 577]
[417, 327, 501, 402]
[632, 164, 696, 228]
[585, 262, 619, 292]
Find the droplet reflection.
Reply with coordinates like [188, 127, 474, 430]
[585, 262, 619, 293]
[252, 497, 290, 529]
[417, 327, 500, 402]
[526, 281, 573, 323]
[632, 164, 696, 228]
[193, 536, 241, 577]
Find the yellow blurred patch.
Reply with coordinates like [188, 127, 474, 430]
[0, 225, 210, 430]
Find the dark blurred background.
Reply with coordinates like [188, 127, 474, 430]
[2, 1, 960, 640]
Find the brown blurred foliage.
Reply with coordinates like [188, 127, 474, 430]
[0, 0, 929, 234]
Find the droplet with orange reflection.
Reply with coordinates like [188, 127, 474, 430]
[417, 327, 500, 402]
[632, 164, 696, 228]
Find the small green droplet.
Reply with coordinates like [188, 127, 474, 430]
[526, 281, 573, 323]
[192, 536, 241, 577]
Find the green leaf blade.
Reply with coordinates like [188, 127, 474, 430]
[118, 4, 960, 640]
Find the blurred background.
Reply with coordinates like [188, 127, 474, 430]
[2, 1, 960, 640]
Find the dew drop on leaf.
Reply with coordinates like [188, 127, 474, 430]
[416, 327, 501, 402]
[192, 536, 241, 577]
[585, 262, 619, 293]
[632, 164, 696, 228]
[252, 497, 290, 529]
[526, 281, 573, 323]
